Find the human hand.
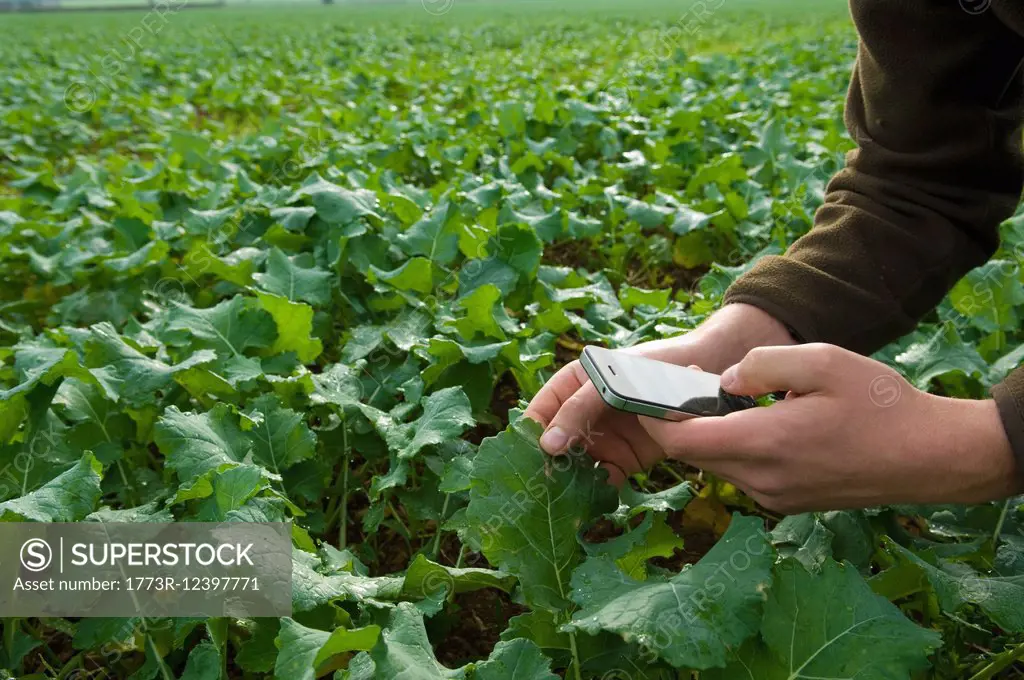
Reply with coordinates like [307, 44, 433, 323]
[523, 303, 795, 484]
[639, 343, 1019, 512]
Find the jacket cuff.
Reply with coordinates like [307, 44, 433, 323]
[991, 368, 1024, 473]
[722, 259, 825, 346]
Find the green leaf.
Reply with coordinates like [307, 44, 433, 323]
[712, 558, 941, 679]
[86, 500, 174, 523]
[0, 627, 41, 669]
[492, 223, 542, 278]
[465, 418, 618, 611]
[620, 195, 674, 229]
[0, 452, 103, 522]
[453, 284, 510, 340]
[888, 540, 1024, 632]
[274, 618, 380, 680]
[289, 175, 381, 225]
[311, 363, 363, 410]
[668, 205, 716, 235]
[163, 295, 277, 357]
[247, 394, 317, 474]
[564, 513, 772, 670]
[615, 481, 693, 520]
[376, 387, 475, 461]
[313, 625, 381, 668]
[255, 290, 324, 363]
[770, 513, 834, 572]
[271, 206, 317, 232]
[254, 247, 334, 306]
[238, 619, 281, 673]
[368, 602, 465, 679]
[989, 343, 1024, 385]
[583, 512, 683, 580]
[179, 642, 221, 680]
[474, 639, 559, 680]
[85, 323, 216, 406]
[895, 324, 988, 389]
[291, 549, 404, 612]
[401, 554, 516, 599]
[618, 285, 670, 312]
[194, 464, 272, 518]
[397, 201, 459, 266]
[1, 345, 100, 442]
[154, 404, 252, 483]
[950, 260, 1024, 333]
[369, 257, 435, 295]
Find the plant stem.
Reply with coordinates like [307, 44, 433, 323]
[455, 544, 466, 568]
[969, 642, 1024, 680]
[992, 497, 1012, 547]
[3, 618, 16, 662]
[340, 417, 349, 550]
[568, 630, 583, 680]
[387, 501, 413, 552]
[659, 462, 686, 485]
[431, 493, 451, 560]
[146, 634, 174, 680]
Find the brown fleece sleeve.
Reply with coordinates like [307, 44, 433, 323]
[723, 1, 1024, 463]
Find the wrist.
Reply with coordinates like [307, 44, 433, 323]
[702, 302, 797, 347]
[692, 303, 797, 372]
[925, 395, 1019, 503]
[628, 303, 797, 373]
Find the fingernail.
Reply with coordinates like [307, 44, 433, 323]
[720, 367, 737, 390]
[540, 427, 569, 453]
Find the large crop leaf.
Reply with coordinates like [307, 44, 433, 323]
[710, 558, 941, 679]
[401, 554, 516, 599]
[474, 639, 559, 680]
[254, 247, 333, 306]
[255, 291, 324, 363]
[564, 513, 772, 670]
[247, 394, 317, 475]
[161, 295, 277, 357]
[465, 417, 618, 612]
[154, 404, 254, 483]
[888, 540, 1024, 632]
[0, 451, 102, 521]
[367, 602, 465, 679]
[85, 323, 217, 406]
[274, 618, 380, 680]
[288, 175, 381, 225]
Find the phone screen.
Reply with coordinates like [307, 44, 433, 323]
[584, 346, 723, 414]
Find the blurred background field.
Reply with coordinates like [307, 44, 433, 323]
[0, 0, 852, 36]
[0, 0, 849, 13]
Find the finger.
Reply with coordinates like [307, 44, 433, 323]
[523, 359, 593, 429]
[598, 461, 627, 487]
[719, 343, 842, 397]
[637, 409, 774, 463]
[605, 409, 664, 469]
[525, 361, 610, 455]
[582, 426, 646, 478]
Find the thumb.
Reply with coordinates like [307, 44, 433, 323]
[719, 344, 839, 397]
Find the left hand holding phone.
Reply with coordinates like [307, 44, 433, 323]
[522, 303, 796, 485]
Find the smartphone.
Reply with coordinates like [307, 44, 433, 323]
[580, 345, 757, 421]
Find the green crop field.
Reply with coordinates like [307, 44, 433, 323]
[3, 1, 1024, 678]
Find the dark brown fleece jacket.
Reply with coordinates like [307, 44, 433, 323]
[723, 1, 1024, 465]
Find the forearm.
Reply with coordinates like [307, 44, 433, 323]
[920, 395, 1020, 503]
[725, 0, 1024, 355]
